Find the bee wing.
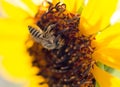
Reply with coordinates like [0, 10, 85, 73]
[28, 26, 43, 43]
[42, 24, 56, 37]
[45, 24, 56, 33]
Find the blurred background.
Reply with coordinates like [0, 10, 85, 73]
[0, 76, 22, 87]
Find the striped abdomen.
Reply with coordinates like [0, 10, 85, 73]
[28, 26, 42, 43]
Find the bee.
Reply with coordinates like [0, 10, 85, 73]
[28, 24, 64, 50]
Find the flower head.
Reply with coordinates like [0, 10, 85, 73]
[0, 0, 120, 87]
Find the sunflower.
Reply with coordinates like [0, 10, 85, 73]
[0, 0, 120, 87]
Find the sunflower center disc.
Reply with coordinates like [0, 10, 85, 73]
[27, 2, 95, 87]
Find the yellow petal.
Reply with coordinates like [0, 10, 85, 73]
[61, 0, 84, 13]
[0, 0, 31, 21]
[80, 0, 118, 35]
[94, 23, 120, 49]
[24, 76, 48, 87]
[92, 65, 120, 87]
[0, 3, 7, 17]
[0, 18, 47, 87]
[0, 18, 33, 35]
[0, 20, 28, 78]
[92, 23, 120, 70]
[0, 18, 29, 79]
[21, 0, 39, 16]
[52, 0, 60, 5]
[93, 48, 120, 71]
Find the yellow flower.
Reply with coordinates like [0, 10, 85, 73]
[0, 0, 120, 87]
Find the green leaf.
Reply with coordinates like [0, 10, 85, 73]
[96, 61, 104, 70]
[95, 81, 100, 87]
[96, 61, 120, 79]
